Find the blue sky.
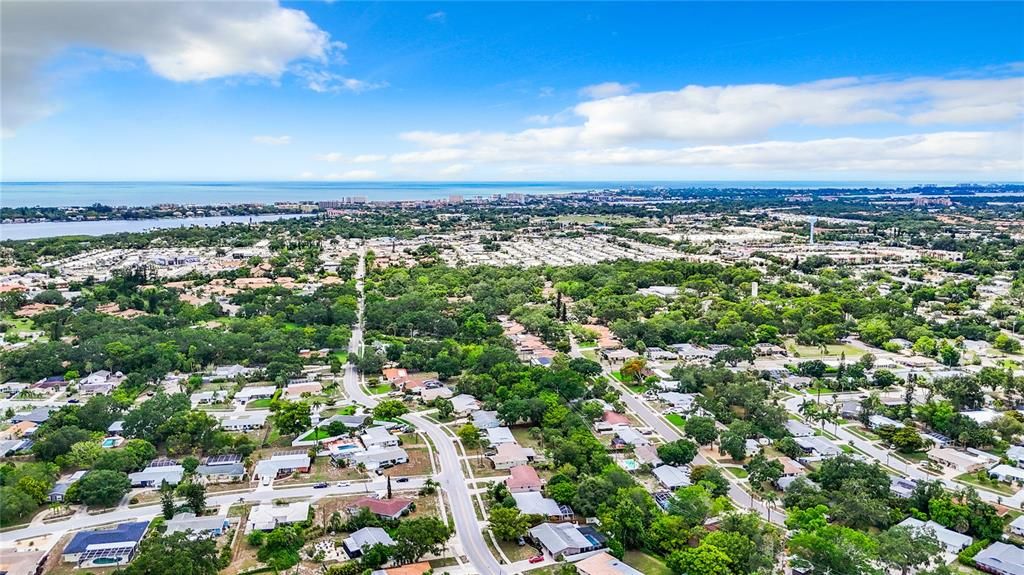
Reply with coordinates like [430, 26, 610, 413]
[2, 1, 1022, 181]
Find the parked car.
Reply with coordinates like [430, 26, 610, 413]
[336, 481, 350, 487]
[516, 537, 526, 546]
[528, 555, 544, 564]
[396, 477, 409, 483]
[313, 482, 328, 489]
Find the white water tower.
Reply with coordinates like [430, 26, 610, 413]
[808, 216, 818, 245]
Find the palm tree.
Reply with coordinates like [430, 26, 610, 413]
[761, 489, 779, 524]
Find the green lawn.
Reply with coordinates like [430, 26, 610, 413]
[611, 371, 627, 382]
[665, 413, 686, 428]
[298, 429, 331, 441]
[368, 383, 392, 395]
[785, 339, 866, 359]
[246, 398, 273, 409]
[724, 466, 749, 478]
[623, 551, 672, 575]
[955, 472, 1019, 496]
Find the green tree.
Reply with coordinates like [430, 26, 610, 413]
[160, 480, 176, 519]
[178, 481, 206, 514]
[488, 506, 530, 541]
[271, 400, 312, 435]
[373, 399, 409, 420]
[76, 470, 131, 507]
[685, 416, 719, 445]
[116, 532, 220, 575]
[876, 525, 941, 575]
[392, 517, 451, 564]
[667, 541, 733, 575]
[434, 398, 454, 419]
[657, 439, 699, 466]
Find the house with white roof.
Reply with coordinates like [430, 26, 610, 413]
[129, 463, 184, 487]
[165, 512, 230, 538]
[234, 385, 276, 404]
[485, 426, 516, 446]
[928, 448, 989, 473]
[989, 464, 1024, 484]
[252, 452, 310, 480]
[450, 394, 480, 414]
[512, 492, 573, 521]
[361, 426, 399, 449]
[352, 447, 408, 470]
[529, 522, 607, 560]
[897, 517, 972, 553]
[343, 527, 395, 558]
[247, 501, 310, 532]
[973, 542, 1024, 575]
[219, 412, 267, 431]
[784, 420, 814, 438]
[652, 465, 690, 490]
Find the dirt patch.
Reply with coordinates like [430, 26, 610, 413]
[387, 446, 433, 476]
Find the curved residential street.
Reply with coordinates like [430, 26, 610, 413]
[345, 247, 507, 575]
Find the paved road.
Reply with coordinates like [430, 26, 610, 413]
[344, 247, 506, 575]
[0, 478, 425, 543]
[781, 393, 1023, 507]
[568, 336, 783, 525]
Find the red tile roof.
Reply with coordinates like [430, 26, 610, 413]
[506, 465, 542, 490]
[350, 497, 413, 517]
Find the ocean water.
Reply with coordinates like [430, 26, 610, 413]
[0, 180, 943, 208]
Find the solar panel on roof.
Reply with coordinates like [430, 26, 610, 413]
[147, 458, 179, 468]
[204, 454, 242, 465]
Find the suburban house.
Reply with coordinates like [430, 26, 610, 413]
[784, 420, 814, 438]
[234, 385, 276, 404]
[344, 527, 396, 559]
[512, 492, 574, 521]
[652, 465, 691, 490]
[352, 447, 409, 470]
[1006, 445, 1024, 467]
[1009, 516, 1024, 538]
[485, 427, 517, 446]
[897, 517, 973, 553]
[420, 386, 453, 402]
[219, 413, 268, 431]
[252, 451, 311, 480]
[472, 410, 501, 429]
[381, 368, 409, 384]
[11, 407, 53, 425]
[129, 461, 184, 487]
[658, 392, 697, 412]
[247, 501, 310, 532]
[107, 420, 125, 435]
[633, 444, 663, 467]
[489, 443, 535, 470]
[49, 470, 88, 502]
[361, 426, 400, 449]
[62, 521, 149, 568]
[164, 513, 230, 538]
[506, 465, 543, 493]
[450, 394, 481, 414]
[794, 436, 842, 459]
[927, 448, 990, 473]
[890, 476, 919, 499]
[989, 464, 1024, 484]
[319, 414, 370, 430]
[191, 390, 229, 406]
[195, 455, 246, 484]
[529, 522, 607, 559]
[206, 364, 256, 382]
[575, 552, 645, 575]
[347, 497, 413, 520]
[0, 421, 37, 441]
[974, 542, 1024, 575]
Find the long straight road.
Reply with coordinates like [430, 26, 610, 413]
[344, 247, 506, 575]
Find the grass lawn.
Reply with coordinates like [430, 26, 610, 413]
[785, 339, 865, 359]
[298, 429, 332, 441]
[246, 398, 273, 409]
[368, 383, 392, 395]
[611, 371, 627, 382]
[844, 426, 880, 441]
[724, 466, 749, 478]
[333, 351, 348, 363]
[581, 349, 599, 361]
[665, 413, 686, 428]
[955, 472, 1019, 496]
[623, 551, 672, 575]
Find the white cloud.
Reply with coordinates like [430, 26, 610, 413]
[315, 152, 386, 163]
[295, 68, 388, 93]
[352, 154, 386, 163]
[572, 75, 1024, 144]
[426, 11, 447, 23]
[438, 164, 471, 176]
[2, 1, 336, 135]
[579, 81, 636, 99]
[327, 169, 377, 180]
[252, 135, 292, 145]
[386, 69, 1023, 176]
